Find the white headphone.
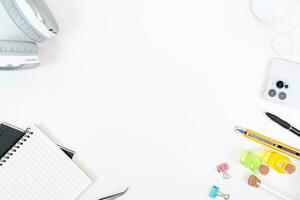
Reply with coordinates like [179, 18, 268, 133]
[0, 0, 58, 69]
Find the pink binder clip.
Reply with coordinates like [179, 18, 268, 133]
[217, 163, 231, 179]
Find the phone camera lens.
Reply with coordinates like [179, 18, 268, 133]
[276, 81, 284, 89]
[285, 85, 289, 89]
[279, 92, 287, 100]
[268, 89, 276, 97]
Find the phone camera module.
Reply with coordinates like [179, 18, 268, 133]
[268, 89, 276, 97]
[279, 92, 287, 100]
[276, 81, 285, 89]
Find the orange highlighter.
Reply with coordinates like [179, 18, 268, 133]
[235, 126, 300, 160]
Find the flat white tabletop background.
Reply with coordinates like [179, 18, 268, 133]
[1, 0, 300, 199]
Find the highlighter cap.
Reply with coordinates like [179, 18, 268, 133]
[286, 164, 296, 174]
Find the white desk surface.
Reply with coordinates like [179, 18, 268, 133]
[1, 0, 300, 199]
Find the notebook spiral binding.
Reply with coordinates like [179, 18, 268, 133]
[0, 128, 33, 166]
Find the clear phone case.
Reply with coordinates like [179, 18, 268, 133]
[262, 58, 300, 109]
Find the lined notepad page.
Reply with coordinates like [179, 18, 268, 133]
[0, 125, 92, 200]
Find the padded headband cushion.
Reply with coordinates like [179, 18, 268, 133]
[0, 40, 38, 55]
[1, 0, 58, 43]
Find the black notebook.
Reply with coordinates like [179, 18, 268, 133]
[0, 124, 24, 160]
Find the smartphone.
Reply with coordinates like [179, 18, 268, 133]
[261, 58, 300, 109]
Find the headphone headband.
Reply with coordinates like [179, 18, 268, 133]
[1, 0, 59, 42]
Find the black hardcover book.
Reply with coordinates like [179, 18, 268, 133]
[0, 123, 25, 159]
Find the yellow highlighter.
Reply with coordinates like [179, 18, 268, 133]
[235, 126, 300, 160]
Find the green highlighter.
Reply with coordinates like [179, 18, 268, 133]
[240, 151, 269, 175]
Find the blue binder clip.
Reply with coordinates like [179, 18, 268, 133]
[209, 186, 230, 199]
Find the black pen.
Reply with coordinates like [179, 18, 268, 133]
[98, 188, 129, 200]
[265, 112, 300, 137]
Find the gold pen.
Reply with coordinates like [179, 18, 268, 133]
[235, 126, 300, 160]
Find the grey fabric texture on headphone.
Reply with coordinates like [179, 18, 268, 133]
[0, 40, 38, 55]
[1, 0, 58, 43]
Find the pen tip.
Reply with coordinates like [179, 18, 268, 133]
[234, 126, 247, 135]
[265, 112, 271, 117]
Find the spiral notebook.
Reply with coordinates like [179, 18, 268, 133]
[0, 123, 92, 200]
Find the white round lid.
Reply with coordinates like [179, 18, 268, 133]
[251, 0, 297, 24]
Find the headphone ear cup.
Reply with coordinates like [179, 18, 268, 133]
[1, 0, 47, 42]
[0, 40, 39, 69]
[0, 40, 37, 54]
